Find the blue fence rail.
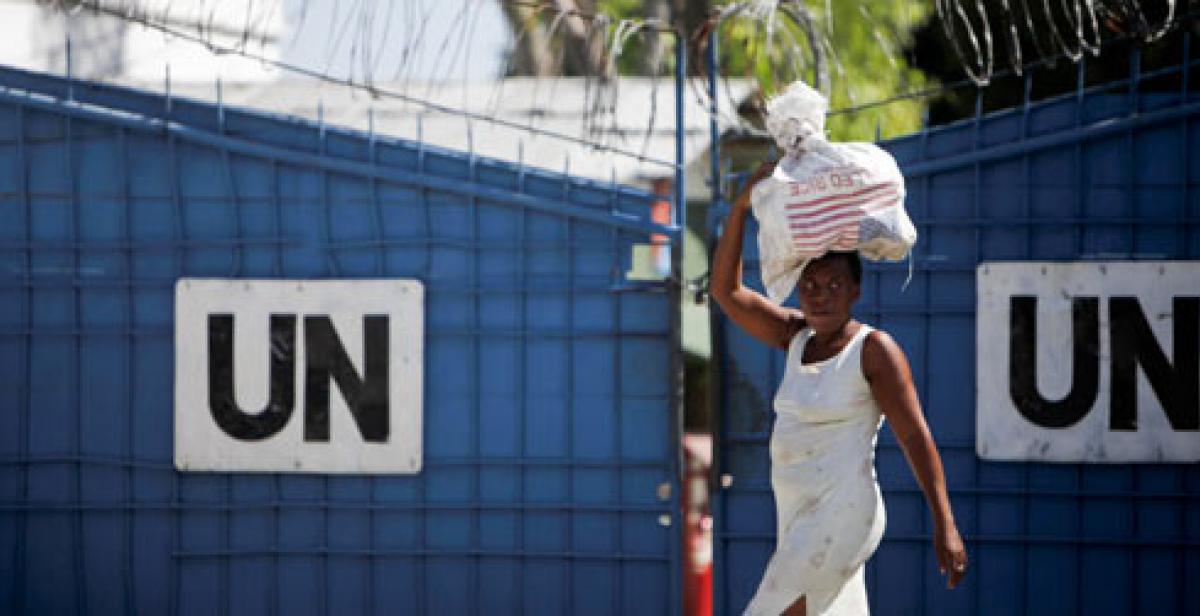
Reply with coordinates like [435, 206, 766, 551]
[711, 44, 1200, 615]
[0, 65, 682, 615]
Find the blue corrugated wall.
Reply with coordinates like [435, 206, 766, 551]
[0, 66, 681, 615]
[714, 64, 1200, 614]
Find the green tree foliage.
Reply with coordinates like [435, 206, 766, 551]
[590, 0, 934, 142]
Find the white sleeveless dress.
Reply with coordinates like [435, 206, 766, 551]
[744, 324, 887, 615]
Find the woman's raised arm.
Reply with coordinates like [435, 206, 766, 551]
[709, 161, 805, 349]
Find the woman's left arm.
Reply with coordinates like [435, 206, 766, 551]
[862, 329, 969, 589]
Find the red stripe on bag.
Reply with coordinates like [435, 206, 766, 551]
[787, 196, 901, 235]
[785, 190, 901, 226]
[789, 226, 859, 247]
[784, 183, 895, 213]
[791, 235, 859, 252]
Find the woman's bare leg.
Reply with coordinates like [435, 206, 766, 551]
[782, 594, 807, 616]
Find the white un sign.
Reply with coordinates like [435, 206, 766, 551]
[976, 262, 1199, 463]
[174, 279, 424, 473]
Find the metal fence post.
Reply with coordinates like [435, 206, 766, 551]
[671, 26, 687, 616]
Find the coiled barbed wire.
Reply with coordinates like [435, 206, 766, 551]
[35, 0, 1189, 144]
[935, 0, 1180, 85]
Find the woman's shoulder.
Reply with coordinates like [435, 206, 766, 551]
[859, 326, 909, 378]
[860, 326, 900, 352]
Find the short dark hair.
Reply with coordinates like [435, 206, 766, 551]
[810, 250, 862, 284]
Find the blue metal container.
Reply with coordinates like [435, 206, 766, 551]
[0, 66, 682, 615]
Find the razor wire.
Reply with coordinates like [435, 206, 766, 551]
[32, 0, 1192, 151]
[934, 0, 1181, 85]
[42, 0, 685, 169]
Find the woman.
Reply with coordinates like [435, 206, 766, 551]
[710, 160, 968, 615]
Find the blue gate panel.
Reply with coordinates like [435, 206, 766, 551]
[714, 56, 1200, 614]
[0, 65, 682, 615]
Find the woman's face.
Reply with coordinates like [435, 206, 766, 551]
[797, 257, 860, 333]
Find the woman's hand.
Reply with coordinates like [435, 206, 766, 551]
[710, 158, 803, 349]
[749, 159, 777, 184]
[734, 160, 777, 211]
[934, 523, 968, 589]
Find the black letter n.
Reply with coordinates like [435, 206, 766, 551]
[1110, 297, 1199, 431]
[304, 316, 389, 442]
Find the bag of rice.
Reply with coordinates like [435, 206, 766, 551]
[750, 81, 917, 303]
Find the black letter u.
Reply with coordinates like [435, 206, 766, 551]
[208, 314, 296, 440]
[1008, 296, 1099, 428]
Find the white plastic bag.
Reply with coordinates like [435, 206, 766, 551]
[750, 82, 917, 303]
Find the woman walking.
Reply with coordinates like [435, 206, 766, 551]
[710, 161, 968, 615]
